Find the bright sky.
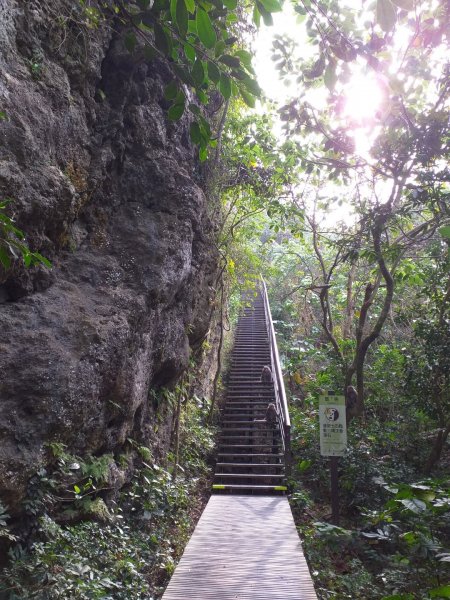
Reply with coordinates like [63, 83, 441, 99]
[253, 5, 309, 105]
[250, 1, 401, 226]
[251, 5, 358, 226]
[247, 0, 446, 232]
[252, 0, 367, 103]
[252, 3, 388, 156]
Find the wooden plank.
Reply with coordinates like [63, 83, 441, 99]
[161, 495, 317, 600]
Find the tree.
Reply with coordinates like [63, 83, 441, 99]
[262, 0, 450, 416]
[405, 226, 450, 472]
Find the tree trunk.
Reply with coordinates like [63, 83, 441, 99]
[424, 425, 450, 474]
[343, 264, 356, 340]
[346, 220, 395, 422]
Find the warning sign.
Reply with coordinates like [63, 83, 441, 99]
[319, 394, 347, 456]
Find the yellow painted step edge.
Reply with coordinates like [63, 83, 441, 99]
[212, 484, 287, 491]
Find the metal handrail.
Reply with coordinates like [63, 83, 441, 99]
[260, 278, 292, 475]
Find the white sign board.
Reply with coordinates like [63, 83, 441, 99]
[319, 394, 347, 456]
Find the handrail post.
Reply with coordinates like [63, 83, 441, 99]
[284, 424, 292, 478]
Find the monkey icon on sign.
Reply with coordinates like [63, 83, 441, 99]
[324, 407, 339, 422]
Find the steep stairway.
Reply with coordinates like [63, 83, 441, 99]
[161, 283, 317, 600]
[213, 288, 289, 494]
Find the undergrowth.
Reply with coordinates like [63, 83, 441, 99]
[0, 400, 217, 600]
[288, 388, 450, 600]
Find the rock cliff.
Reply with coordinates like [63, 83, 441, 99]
[0, 1, 219, 513]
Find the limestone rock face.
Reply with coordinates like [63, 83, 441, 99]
[0, 1, 218, 512]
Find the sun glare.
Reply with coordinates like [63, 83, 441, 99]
[342, 74, 385, 125]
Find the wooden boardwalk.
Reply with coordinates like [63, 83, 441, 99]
[161, 495, 317, 599]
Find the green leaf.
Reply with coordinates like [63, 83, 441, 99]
[259, 0, 282, 12]
[240, 88, 255, 107]
[199, 146, 208, 161]
[223, 0, 237, 7]
[263, 14, 274, 26]
[234, 49, 253, 68]
[215, 40, 226, 57]
[154, 23, 171, 55]
[439, 226, 450, 240]
[188, 19, 197, 33]
[185, 0, 195, 13]
[324, 61, 338, 91]
[399, 498, 426, 512]
[298, 459, 312, 472]
[172, 0, 188, 36]
[0, 245, 11, 269]
[199, 115, 211, 137]
[241, 76, 261, 96]
[192, 58, 205, 86]
[377, 0, 397, 32]
[164, 81, 178, 100]
[184, 42, 196, 62]
[74, 485, 81, 494]
[429, 586, 450, 599]
[253, 4, 261, 26]
[414, 489, 435, 502]
[256, 1, 273, 26]
[172, 64, 192, 85]
[226, 12, 238, 24]
[390, 0, 414, 9]
[170, 0, 177, 22]
[168, 102, 185, 121]
[400, 531, 418, 545]
[190, 121, 202, 144]
[0, 111, 7, 120]
[219, 73, 231, 99]
[32, 252, 52, 268]
[231, 68, 247, 81]
[219, 54, 241, 69]
[196, 8, 217, 49]
[188, 103, 201, 116]
[197, 89, 209, 104]
[124, 31, 137, 53]
[174, 90, 186, 105]
[207, 61, 221, 83]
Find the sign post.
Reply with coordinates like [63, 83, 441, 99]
[319, 393, 347, 525]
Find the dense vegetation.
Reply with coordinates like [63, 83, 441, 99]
[0, 382, 217, 599]
[1, 0, 448, 598]
[216, 0, 450, 596]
